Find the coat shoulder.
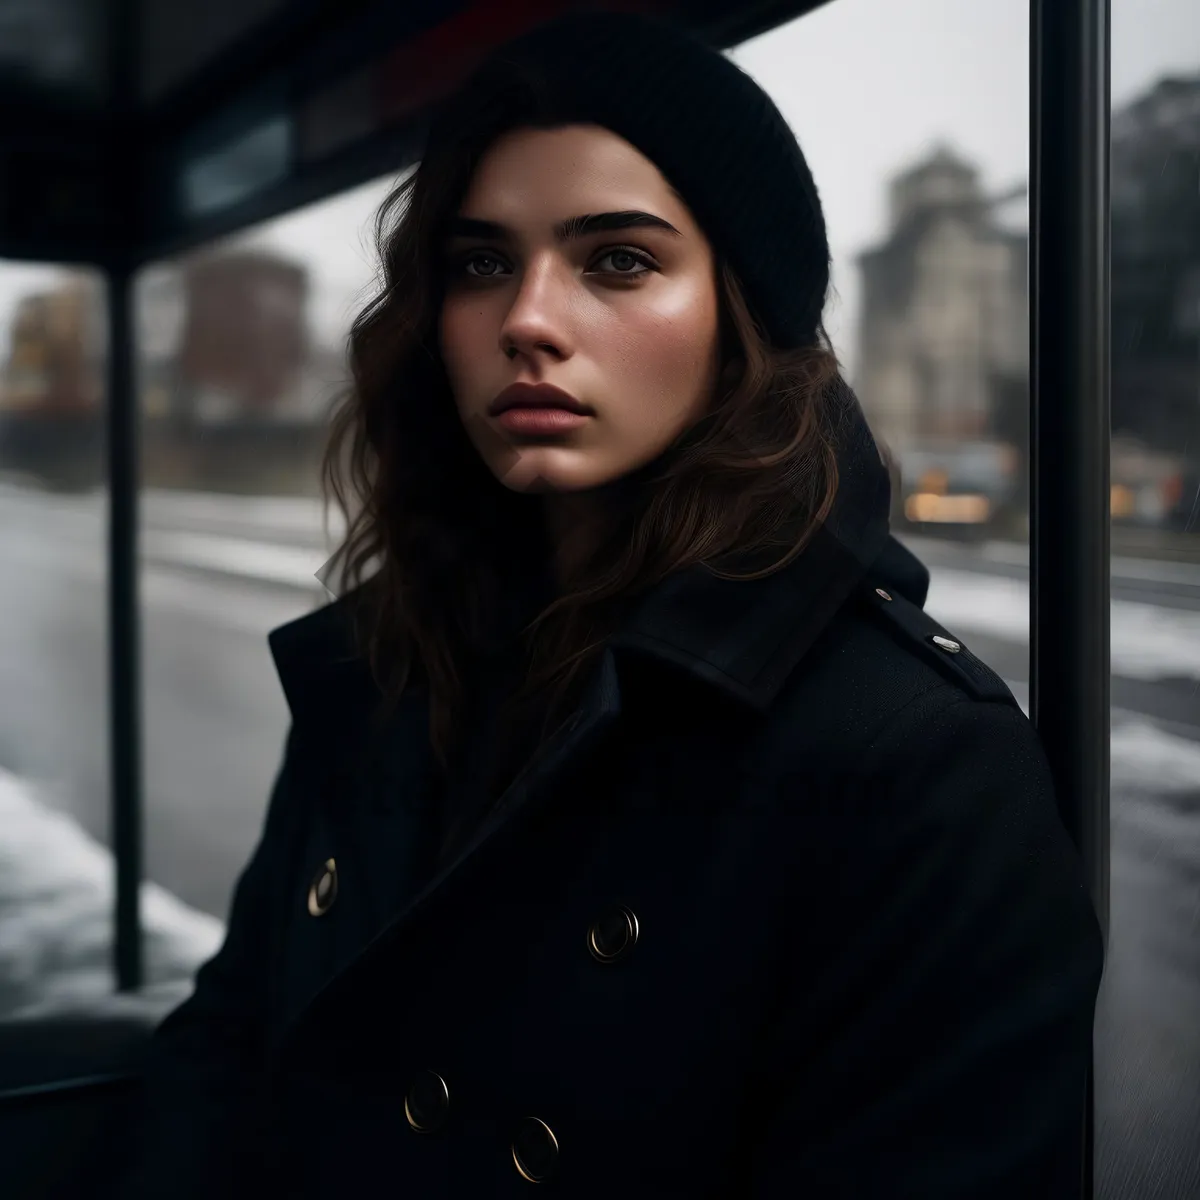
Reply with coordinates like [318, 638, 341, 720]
[849, 579, 1021, 711]
[752, 578, 1025, 782]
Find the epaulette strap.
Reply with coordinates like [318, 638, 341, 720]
[863, 583, 1020, 709]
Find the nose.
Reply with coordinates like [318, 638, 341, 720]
[499, 262, 572, 365]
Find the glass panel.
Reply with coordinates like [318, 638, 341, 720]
[1104, 1, 1200, 1194]
[136, 175, 397, 973]
[0, 261, 219, 1023]
[0, 262, 109, 1020]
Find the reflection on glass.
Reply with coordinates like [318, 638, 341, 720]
[181, 115, 293, 220]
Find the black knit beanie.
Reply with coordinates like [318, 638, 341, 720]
[421, 9, 830, 350]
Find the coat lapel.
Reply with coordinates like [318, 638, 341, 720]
[273, 648, 624, 1064]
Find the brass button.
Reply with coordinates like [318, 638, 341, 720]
[512, 1116, 559, 1182]
[587, 906, 639, 963]
[931, 635, 962, 654]
[307, 858, 338, 917]
[875, 587, 893, 601]
[404, 1070, 450, 1133]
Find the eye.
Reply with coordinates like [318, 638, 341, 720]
[591, 246, 657, 277]
[459, 251, 511, 279]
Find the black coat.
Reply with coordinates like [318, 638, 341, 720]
[122, 390, 1103, 1199]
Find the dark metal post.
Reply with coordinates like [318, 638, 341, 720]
[1029, 0, 1111, 956]
[108, 263, 143, 993]
[1030, 1, 1110, 1196]
[108, 0, 143, 993]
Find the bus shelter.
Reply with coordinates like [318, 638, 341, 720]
[0, 0, 1111, 1194]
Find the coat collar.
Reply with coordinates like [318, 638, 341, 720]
[269, 380, 908, 726]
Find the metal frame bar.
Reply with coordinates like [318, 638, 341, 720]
[107, 0, 143, 994]
[1029, 0, 1111, 950]
[1029, 1, 1111, 1195]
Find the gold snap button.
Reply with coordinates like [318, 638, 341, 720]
[404, 1070, 450, 1133]
[931, 635, 962, 653]
[875, 587, 893, 601]
[512, 1116, 559, 1182]
[307, 858, 338, 917]
[587, 906, 639, 964]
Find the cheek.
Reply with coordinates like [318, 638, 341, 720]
[617, 291, 720, 417]
[439, 301, 489, 396]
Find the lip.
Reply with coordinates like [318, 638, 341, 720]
[494, 406, 591, 436]
[487, 382, 592, 417]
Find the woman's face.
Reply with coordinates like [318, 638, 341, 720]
[438, 123, 722, 494]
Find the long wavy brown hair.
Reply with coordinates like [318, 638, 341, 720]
[321, 71, 845, 780]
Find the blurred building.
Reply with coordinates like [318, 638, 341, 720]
[1111, 74, 1200, 460]
[174, 250, 311, 423]
[0, 247, 347, 492]
[0, 274, 105, 487]
[854, 147, 1029, 536]
[855, 145, 1029, 456]
[141, 248, 340, 494]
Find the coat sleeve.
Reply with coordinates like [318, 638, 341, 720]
[117, 728, 302, 1200]
[746, 693, 1105, 1200]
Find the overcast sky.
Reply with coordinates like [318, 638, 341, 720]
[1, 0, 1197, 380]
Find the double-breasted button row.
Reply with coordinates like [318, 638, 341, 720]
[403, 1070, 559, 1182]
[392, 908, 634, 1179]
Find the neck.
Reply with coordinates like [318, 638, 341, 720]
[542, 492, 607, 588]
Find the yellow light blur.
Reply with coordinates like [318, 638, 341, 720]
[1110, 484, 1135, 518]
[905, 492, 992, 523]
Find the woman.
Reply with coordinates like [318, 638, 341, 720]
[124, 11, 1103, 1198]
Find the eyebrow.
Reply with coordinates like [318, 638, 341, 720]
[445, 210, 683, 242]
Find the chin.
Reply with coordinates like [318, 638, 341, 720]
[488, 447, 619, 494]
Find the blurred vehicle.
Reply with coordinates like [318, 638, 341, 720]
[1110, 435, 1190, 528]
[892, 438, 1023, 541]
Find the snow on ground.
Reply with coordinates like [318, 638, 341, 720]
[0, 767, 224, 1022]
